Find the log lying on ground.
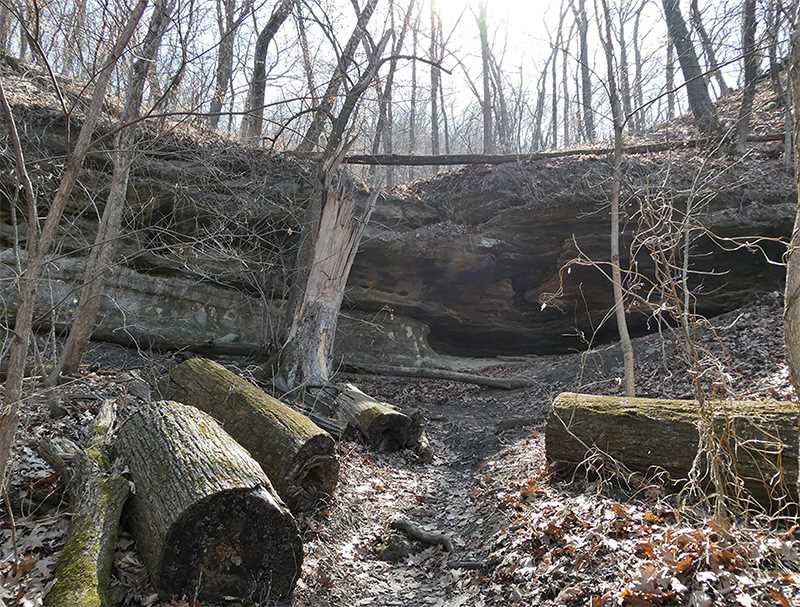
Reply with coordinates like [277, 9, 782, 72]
[162, 357, 338, 513]
[116, 401, 303, 602]
[45, 402, 129, 607]
[546, 392, 800, 508]
[344, 363, 535, 390]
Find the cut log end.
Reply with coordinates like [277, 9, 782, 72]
[160, 486, 302, 601]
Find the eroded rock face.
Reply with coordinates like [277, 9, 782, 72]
[348, 156, 794, 355]
[0, 59, 793, 358]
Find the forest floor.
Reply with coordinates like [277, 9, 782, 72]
[2, 292, 800, 607]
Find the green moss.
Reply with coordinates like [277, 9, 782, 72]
[554, 392, 800, 421]
[44, 515, 102, 607]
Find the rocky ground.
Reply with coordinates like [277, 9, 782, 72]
[2, 293, 800, 607]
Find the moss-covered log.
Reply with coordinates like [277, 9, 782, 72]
[162, 357, 338, 512]
[44, 402, 128, 607]
[546, 392, 800, 508]
[333, 383, 421, 451]
[115, 400, 302, 602]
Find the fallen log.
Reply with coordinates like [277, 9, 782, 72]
[162, 357, 338, 513]
[546, 392, 800, 508]
[44, 402, 128, 607]
[345, 363, 535, 390]
[115, 400, 303, 602]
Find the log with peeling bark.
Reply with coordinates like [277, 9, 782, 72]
[546, 392, 800, 508]
[115, 400, 303, 602]
[162, 357, 338, 512]
[44, 402, 128, 607]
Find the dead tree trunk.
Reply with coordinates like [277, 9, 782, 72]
[239, 0, 293, 142]
[162, 357, 338, 513]
[55, 0, 176, 379]
[689, 0, 730, 97]
[734, 0, 758, 151]
[116, 400, 303, 601]
[44, 403, 128, 607]
[277, 31, 391, 389]
[661, 0, 720, 135]
[546, 392, 800, 509]
[0, 0, 147, 488]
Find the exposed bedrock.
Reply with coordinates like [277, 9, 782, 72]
[0, 60, 793, 357]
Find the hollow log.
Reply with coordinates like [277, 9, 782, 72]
[45, 402, 128, 607]
[115, 400, 303, 602]
[546, 392, 800, 508]
[162, 357, 338, 513]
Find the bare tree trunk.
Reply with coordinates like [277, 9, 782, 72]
[429, 0, 440, 168]
[0, 5, 10, 53]
[550, 6, 565, 150]
[661, 0, 720, 135]
[784, 14, 800, 393]
[478, 0, 494, 153]
[208, 0, 251, 129]
[0, 0, 147, 488]
[296, 0, 380, 152]
[62, 0, 87, 76]
[296, 0, 318, 109]
[240, 0, 293, 142]
[734, 0, 758, 151]
[689, 0, 730, 97]
[768, 0, 786, 106]
[573, 0, 595, 141]
[631, 2, 645, 132]
[599, 0, 636, 396]
[667, 33, 676, 120]
[55, 0, 176, 379]
[563, 20, 575, 146]
[617, 9, 633, 124]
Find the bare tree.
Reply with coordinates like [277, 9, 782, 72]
[61, 0, 86, 76]
[297, 0, 380, 152]
[734, 0, 757, 151]
[572, 0, 595, 141]
[661, 0, 720, 135]
[0, 0, 147, 488]
[477, 0, 494, 153]
[208, 0, 253, 129]
[275, 32, 392, 389]
[598, 0, 635, 396]
[240, 0, 294, 142]
[689, 0, 730, 97]
[666, 33, 676, 120]
[55, 0, 177, 379]
[430, 0, 440, 165]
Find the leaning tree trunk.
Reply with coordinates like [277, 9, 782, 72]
[546, 393, 800, 509]
[163, 357, 338, 512]
[115, 400, 303, 602]
[44, 402, 128, 607]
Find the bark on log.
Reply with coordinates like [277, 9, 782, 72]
[115, 400, 303, 602]
[333, 383, 419, 450]
[546, 392, 800, 508]
[162, 357, 338, 513]
[345, 363, 534, 390]
[44, 402, 128, 607]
